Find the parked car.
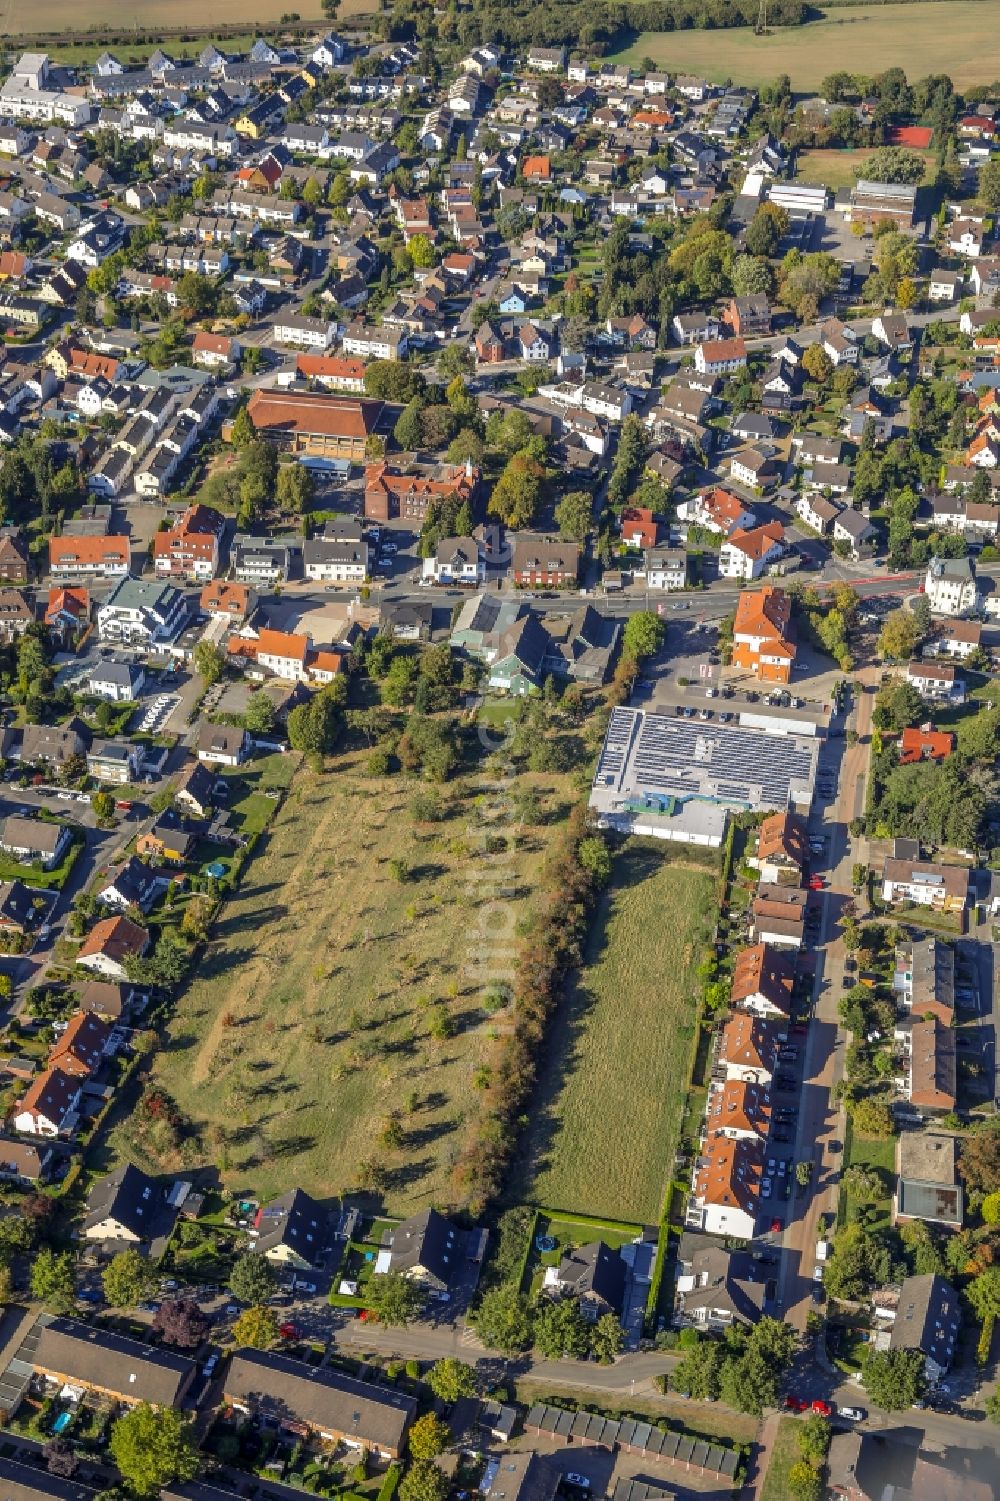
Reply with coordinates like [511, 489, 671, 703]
[811, 1400, 833, 1417]
[784, 1396, 807, 1412]
[838, 1406, 865, 1422]
[563, 1477, 591, 1490]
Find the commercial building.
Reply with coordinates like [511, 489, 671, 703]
[589, 707, 818, 846]
[732, 585, 796, 683]
[242, 390, 383, 463]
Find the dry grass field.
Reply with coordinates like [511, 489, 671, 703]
[114, 747, 574, 1215]
[795, 146, 934, 192]
[518, 844, 718, 1224]
[0, 0, 374, 41]
[611, 3, 1000, 89]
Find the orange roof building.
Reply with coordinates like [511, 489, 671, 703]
[45, 586, 90, 631]
[706, 1078, 771, 1142]
[732, 585, 796, 684]
[899, 727, 955, 764]
[295, 353, 367, 392]
[77, 916, 149, 981]
[152, 503, 224, 582]
[691, 1135, 761, 1238]
[242, 390, 383, 462]
[753, 811, 808, 876]
[522, 155, 551, 180]
[620, 506, 659, 549]
[719, 1012, 780, 1082]
[49, 534, 130, 581]
[201, 581, 256, 622]
[50, 1011, 112, 1079]
[364, 460, 479, 523]
[730, 942, 795, 1018]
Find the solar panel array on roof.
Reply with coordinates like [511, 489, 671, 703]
[592, 707, 818, 815]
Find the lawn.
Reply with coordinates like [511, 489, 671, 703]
[794, 147, 933, 194]
[840, 1124, 897, 1229]
[760, 1418, 803, 1501]
[610, 2, 1000, 89]
[110, 746, 575, 1213]
[515, 844, 719, 1223]
[11, 0, 373, 45]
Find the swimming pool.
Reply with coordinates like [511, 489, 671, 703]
[52, 1412, 72, 1435]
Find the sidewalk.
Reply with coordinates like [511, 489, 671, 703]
[740, 1412, 780, 1501]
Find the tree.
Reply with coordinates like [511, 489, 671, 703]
[671, 1340, 722, 1400]
[229, 406, 255, 449]
[843, 1163, 881, 1199]
[367, 1271, 424, 1328]
[287, 687, 344, 765]
[802, 345, 833, 384]
[426, 1358, 477, 1404]
[194, 640, 225, 687]
[473, 1283, 533, 1353]
[608, 414, 647, 509]
[555, 490, 593, 542]
[878, 609, 920, 662]
[960, 1122, 1000, 1195]
[409, 234, 436, 268]
[863, 1348, 925, 1410]
[43, 1439, 78, 1479]
[276, 463, 314, 514]
[102, 1249, 156, 1308]
[578, 836, 612, 887]
[591, 1312, 624, 1364]
[622, 610, 666, 661]
[533, 1296, 590, 1359]
[978, 157, 1000, 210]
[981, 1191, 1000, 1225]
[796, 1160, 813, 1187]
[873, 677, 926, 732]
[399, 1461, 449, 1501]
[153, 1298, 210, 1349]
[232, 1304, 279, 1349]
[787, 1461, 823, 1501]
[244, 692, 277, 736]
[797, 1415, 831, 1465]
[408, 1413, 450, 1459]
[92, 790, 116, 825]
[228, 1252, 275, 1306]
[850, 1096, 896, 1138]
[109, 1404, 199, 1496]
[488, 450, 545, 529]
[967, 1265, 1000, 1321]
[30, 1248, 75, 1312]
[395, 398, 426, 452]
[859, 147, 927, 184]
[986, 1390, 1000, 1425]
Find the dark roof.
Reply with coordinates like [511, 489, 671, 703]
[33, 1316, 196, 1405]
[83, 1162, 170, 1242]
[557, 1240, 626, 1313]
[889, 1272, 960, 1365]
[225, 1348, 416, 1453]
[0, 1456, 97, 1501]
[483, 1452, 560, 1501]
[389, 1208, 462, 1288]
[254, 1187, 328, 1265]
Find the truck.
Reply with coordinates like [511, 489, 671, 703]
[816, 1238, 831, 1262]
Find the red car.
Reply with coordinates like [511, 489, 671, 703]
[784, 1396, 807, 1412]
[279, 1322, 299, 1339]
[808, 876, 824, 890]
[770, 1218, 783, 1234]
[811, 1400, 833, 1417]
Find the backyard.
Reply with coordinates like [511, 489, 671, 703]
[516, 843, 719, 1223]
[111, 744, 575, 1213]
[609, 3, 999, 89]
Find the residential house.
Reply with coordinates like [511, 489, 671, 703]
[887, 1273, 961, 1381]
[224, 1349, 416, 1458]
[48, 534, 129, 581]
[0, 1137, 52, 1184]
[200, 581, 257, 624]
[645, 549, 687, 590]
[13, 1067, 81, 1136]
[87, 660, 144, 703]
[197, 723, 249, 767]
[253, 1187, 328, 1268]
[752, 883, 806, 949]
[730, 449, 779, 492]
[76, 915, 149, 981]
[924, 555, 978, 616]
[724, 295, 771, 338]
[730, 943, 795, 1019]
[677, 487, 755, 538]
[732, 585, 796, 684]
[550, 1241, 626, 1321]
[385, 1207, 480, 1292]
[881, 855, 969, 913]
[422, 537, 485, 587]
[718, 521, 784, 581]
[173, 759, 217, 818]
[83, 1163, 179, 1256]
[694, 337, 746, 376]
[97, 579, 188, 646]
[900, 1016, 956, 1114]
[923, 619, 982, 660]
[511, 536, 580, 588]
[152, 504, 224, 582]
[31, 1318, 197, 1406]
[898, 726, 955, 765]
[689, 1135, 761, 1240]
[88, 739, 143, 786]
[674, 1235, 765, 1330]
[0, 816, 71, 871]
[96, 857, 163, 915]
[905, 660, 965, 704]
[894, 1133, 963, 1231]
[718, 1012, 779, 1086]
[50, 1011, 113, 1078]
